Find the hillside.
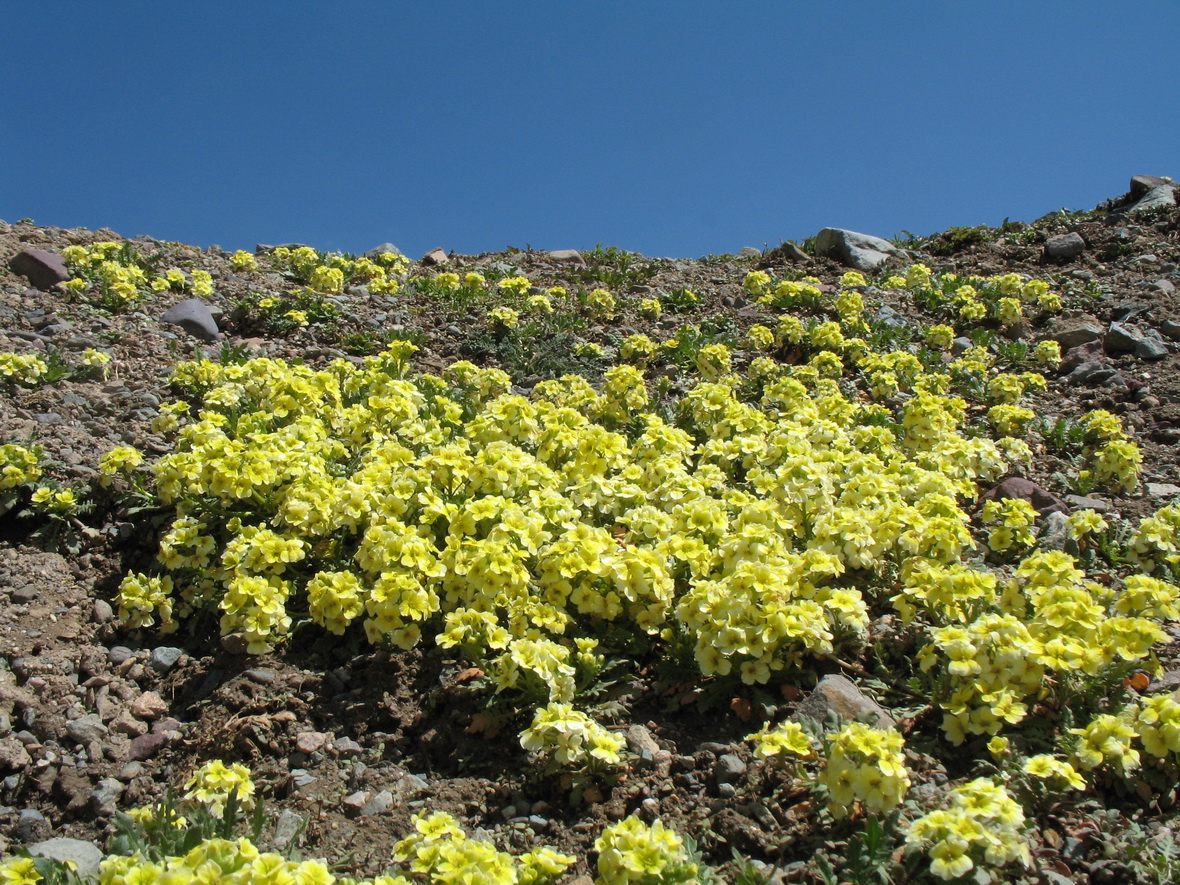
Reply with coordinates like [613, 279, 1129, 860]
[1, 175, 1179, 885]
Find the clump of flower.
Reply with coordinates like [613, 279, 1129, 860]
[0, 353, 48, 387]
[593, 816, 699, 885]
[925, 324, 956, 349]
[183, 760, 255, 817]
[586, 287, 617, 319]
[488, 306, 519, 330]
[905, 778, 1030, 882]
[820, 722, 910, 818]
[747, 720, 815, 761]
[1128, 505, 1180, 575]
[742, 270, 772, 297]
[526, 293, 553, 314]
[981, 497, 1038, 553]
[620, 334, 659, 364]
[394, 810, 574, 885]
[498, 275, 531, 297]
[229, 250, 258, 271]
[1032, 339, 1061, 367]
[309, 265, 344, 294]
[1022, 754, 1086, 790]
[30, 486, 80, 515]
[637, 297, 661, 318]
[0, 444, 41, 490]
[1070, 711, 1140, 776]
[746, 324, 774, 351]
[694, 343, 731, 381]
[520, 702, 625, 768]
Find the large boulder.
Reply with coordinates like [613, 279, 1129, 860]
[9, 249, 69, 290]
[814, 228, 901, 271]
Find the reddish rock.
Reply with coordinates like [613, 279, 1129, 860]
[979, 476, 1069, 516]
[128, 732, 168, 761]
[9, 249, 69, 290]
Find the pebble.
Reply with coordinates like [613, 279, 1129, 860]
[333, 737, 363, 758]
[90, 778, 124, 816]
[244, 668, 276, 684]
[65, 715, 107, 745]
[148, 647, 184, 673]
[714, 754, 747, 784]
[296, 732, 330, 754]
[130, 691, 168, 720]
[273, 809, 306, 849]
[128, 732, 168, 761]
[15, 809, 49, 842]
[360, 790, 393, 816]
[92, 600, 114, 623]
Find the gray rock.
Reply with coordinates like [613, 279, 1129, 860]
[66, 714, 108, 745]
[244, 668, 276, 684]
[1064, 494, 1111, 513]
[360, 789, 393, 816]
[814, 228, 900, 271]
[1159, 320, 1180, 341]
[342, 791, 368, 816]
[90, 777, 124, 816]
[873, 306, 910, 329]
[333, 736, 363, 757]
[1037, 511, 1077, 555]
[625, 725, 661, 762]
[92, 600, 114, 623]
[364, 243, 401, 257]
[1047, 314, 1105, 350]
[9, 250, 70, 291]
[289, 769, 317, 792]
[738, 246, 762, 257]
[160, 299, 220, 343]
[547, 249, 585, 264]
[1066, 361, 1116, 386]
[1044, 232, 1085, 263]
[951, 337, 973, 356]
[1105, 322, 1145, 353]
[776, 242, 810, 262]
[16, 808, 50, 842]
[10, 586, 39, 603]
[397, 772, 429, 794]
[1126, 185, 1177, 214]
[1146, 483, 1180, 499]
[272, 809, 305, 850]
[1131, 175, 1177, 197]
[420, 248, 450, 266]
[1149, 279, 1176, 297]
[107, 646, 135, 665]
[795, 674, 895, 728]
[149, 646, 184, 673]
[714, 754, 747, 784]
[29, 838, 103, 879]
[1137, 338, 1169, 361]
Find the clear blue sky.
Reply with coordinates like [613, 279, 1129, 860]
[3, 2, 1177, 259]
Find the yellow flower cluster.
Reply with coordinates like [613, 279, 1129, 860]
[905, 778, 1030, 882]
[270, 246, 407, 296]
[585, 287, 616, 318]
[230, 250, 259, 271]
[520, 702, 626, 767]
[0, 353, 48, 386]
[746, 720, 815, 760]
[29, 486, 79, 514]
[183, 759, 256, 817]
[393, 811, 573, 885]
[819, 722, 910, 818]
[593, 816, 698, 885]
[488, 306, 519, 329]
[1128, 504, 1180, 575]
[0, 858, 40, 885]
[916, 548, 1176, 744]
[61, 241, 203, 309]
[0, 444, 41, 491]
[100, 838, 335, 885]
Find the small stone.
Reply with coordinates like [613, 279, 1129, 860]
[289, 769, 317, 791]
[148, 647, 184, 673]
[1137, 338, 1169, 361]
[1044, 232, 1085, 263]
[9, 250, 70, 290]
[244, 668, 276, 684]
[397, 773, 429, 794]
[296, 732, 330, 754]
[1047, 314, 1105, 350]
[1105, 322, 1145, 354]
[220, 633, 251, 655]
[716, 782, 737, 799]
[873, 306, 909, 329]
[333, 737, 363, 758]
[1149, 279, 1176, 297]
[107, 646, 135, 665]
[10, 586, 39, 603]
[16, 809, 50, 842]
[547, 249, 584, 264]
[360, 789, 393, 816]
[625, 725, 661, 762]
[951, 337, 973, 356]
[979, 476, 1069, 516]
[272, 809, 305, 849]
[130, 691, 167, 720]
[714, 754, 747, 784]
[1036, 511, 1076, 554]
[795, 674, 895, 728]
[1064, 494, 1111, 513]
[152, 718, 182, 735]
[92, 600, 114, 623]
[128, 732, 168, 761]
[119, 761, 145, 780]
[421, 248, 450, 266]
[738, 246, 762, 257]
[66, 714, 108, 745]
[110, 710, 148, 737]
[90, 777, 124, 816]
[159, 299, 220, 343]
[29, 839, 103, 879]
[1160, 320, 1180, 341]
[342, 791, 368, 816]
[0, 737, 31, 769]
[364, 243, 401, 258]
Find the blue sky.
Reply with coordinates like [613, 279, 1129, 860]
[3, 2, 1177, 259]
